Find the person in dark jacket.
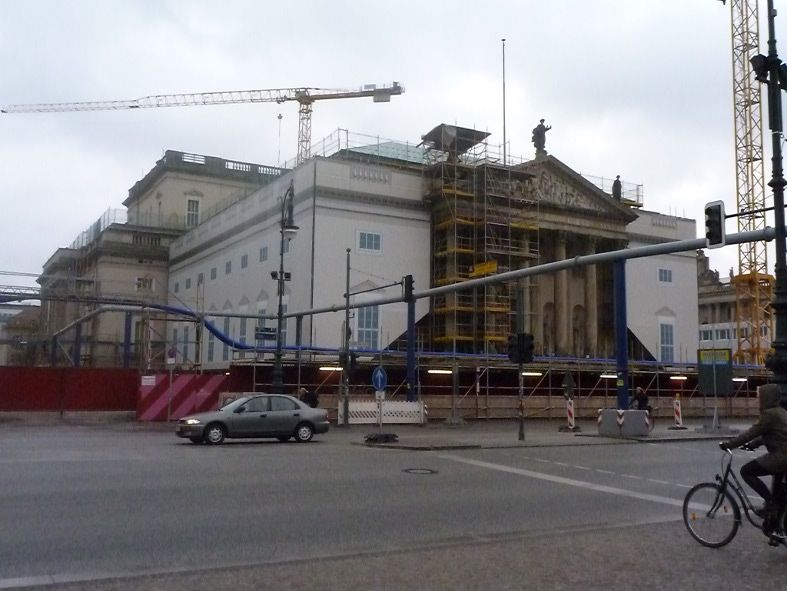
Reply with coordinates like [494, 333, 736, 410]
[629, 387, 650, 413]
[720, 384, 787, 516]
[298, 387, 319, 408]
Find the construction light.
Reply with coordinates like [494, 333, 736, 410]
[319, 366, 342, 372]
[670, 375, 688, 381]
[600, 374, 617, 379]
[732, 377, 748, 383]
[521, 371, 542, 377]
[427, 369, 453, 374]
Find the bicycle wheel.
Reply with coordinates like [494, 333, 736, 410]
[683, 482, 741, 548]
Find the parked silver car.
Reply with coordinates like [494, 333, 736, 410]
[175, 394, 330, 444]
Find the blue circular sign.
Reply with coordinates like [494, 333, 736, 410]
[372, 366, 387, 391]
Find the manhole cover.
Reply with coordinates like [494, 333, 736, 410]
[403, 468, 438, 475]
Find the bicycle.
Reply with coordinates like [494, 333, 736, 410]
[682, 448, 787, 548]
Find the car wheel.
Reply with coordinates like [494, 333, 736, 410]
[204, 423, 226, 445]
[294, 422, 314, 443]
[277, 436, 290, 442]
[189, 436, 203, 444]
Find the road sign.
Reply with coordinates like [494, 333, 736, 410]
[166, 347, 177, 365]
[255, 326, 277, 341]
[372, 366, 387, 391]
[698, 348, 732, 396]
[375, 390, 385, 401]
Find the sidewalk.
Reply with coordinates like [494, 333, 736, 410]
[344, 417, 745, 450]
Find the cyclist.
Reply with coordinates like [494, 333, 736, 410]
[720, 384, 787, 518]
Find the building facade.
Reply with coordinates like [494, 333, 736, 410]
[166, 126, 698, 368]
[38, 151, 279, 368]
[626, 210, 699, 363]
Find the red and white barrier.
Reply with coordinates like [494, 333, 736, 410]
[668, 394, 688, 430]
[566, 399, 575, 430]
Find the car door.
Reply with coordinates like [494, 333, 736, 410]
[230, 396, 271, 437]
[267, 396, 302, 435]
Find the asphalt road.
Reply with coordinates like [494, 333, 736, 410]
[1, 423, 785, 590]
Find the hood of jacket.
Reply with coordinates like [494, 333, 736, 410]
[759, 384, 782, 412]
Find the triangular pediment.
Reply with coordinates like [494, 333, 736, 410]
[519, 156, 637, 223]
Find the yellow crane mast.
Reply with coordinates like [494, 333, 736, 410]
[1, 82, 404, 165]
[727, 0, 773, 364]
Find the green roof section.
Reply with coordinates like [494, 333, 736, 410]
[342, 141, 428, 165]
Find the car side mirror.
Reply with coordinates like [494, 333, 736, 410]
[235, 407, 245, 414]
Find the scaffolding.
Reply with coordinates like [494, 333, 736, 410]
[421, 124, 540, 355]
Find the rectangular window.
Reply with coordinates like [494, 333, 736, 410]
[716, 328, 731, 340]
[239, 318, 247, 345]
[225, 261, 232, 275]
[173, 282, 179, 294]
[699, 329, 713, 341]
[260, 246, 268, 262]
[185, 277, 191, 290]
[187, 199, 200, 227]
[222, 318, 230, 361]
[359, 231, 382, 252]
[207, 331, 215, 362]
[183, 326, 189, 363]
[358, 305, 379, 349]
[658, 268, 673, 283]
[198, 272, 204, 285]
[210, 267, 217, 280]
[241, 254, 248, 269]
[659, 323, 674, 363]
[172, 328, 179, 361]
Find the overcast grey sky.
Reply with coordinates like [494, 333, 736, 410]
[0, 0, 777, 290]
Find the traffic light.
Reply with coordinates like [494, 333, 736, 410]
[507, 334, 519, 363]
[704, 201, 726, 249]
[508, 333, 535, 364]
[339, 351, 358, 371]
[403, 274, 414, 302]
[520, 333, 534, 363]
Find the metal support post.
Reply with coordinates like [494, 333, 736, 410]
[123, 312, 132, 369]
[272, 181, 297, 395]
[613, 259, 629, 409]
[406, 296, 416, 402]
[341, 248, 351, 426]
[763, 0, 787, 407]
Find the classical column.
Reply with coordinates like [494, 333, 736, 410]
[585, 238, 598, 356]
[555, 231, 569, 354]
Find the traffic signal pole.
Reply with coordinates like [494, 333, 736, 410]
[516, 281, 525, 441]
[762, 0, 787, 407]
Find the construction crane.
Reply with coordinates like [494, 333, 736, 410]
[1, 82, 404, 165]
[724, 0, 773, 364]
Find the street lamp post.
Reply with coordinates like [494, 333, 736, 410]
[759, 0, 787, 406]
[271, 180, 298, 394]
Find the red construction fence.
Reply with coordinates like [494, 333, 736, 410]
[0, 367, 138, 412]
[137, 373, 230, 422]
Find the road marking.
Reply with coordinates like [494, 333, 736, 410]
[519, 452, 690, 490]
[438, 454, 686, 508]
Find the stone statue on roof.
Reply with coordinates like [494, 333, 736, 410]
[532, 119, 551, 157]
[612, 175, 622, 200]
